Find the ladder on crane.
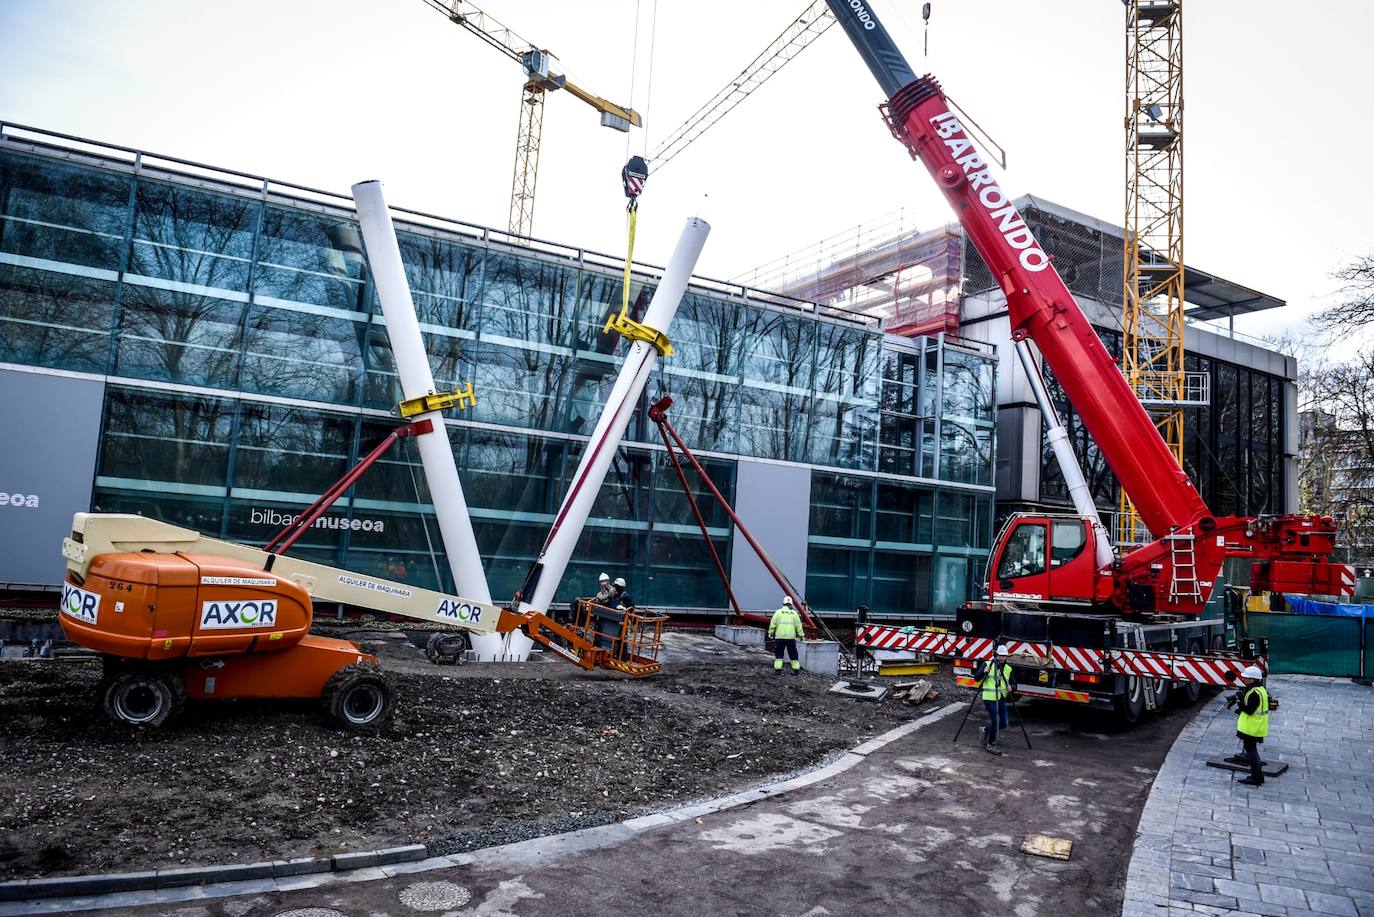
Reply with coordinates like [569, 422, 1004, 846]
[1165, 533, 1203, 603]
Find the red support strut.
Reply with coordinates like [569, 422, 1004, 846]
[648, 397, 818, 638]
[266, 419, 433, 556]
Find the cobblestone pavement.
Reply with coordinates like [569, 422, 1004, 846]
[1124, 675, 1374, 917]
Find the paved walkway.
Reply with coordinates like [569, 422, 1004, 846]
[1124, 675, 1374, 917]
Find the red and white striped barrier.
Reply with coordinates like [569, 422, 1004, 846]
[855, 624, 1263, 687]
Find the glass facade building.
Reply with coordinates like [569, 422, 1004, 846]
[960, 197, 1294, 529]
[0, 126, 996, 616]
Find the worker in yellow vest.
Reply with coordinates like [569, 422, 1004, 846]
[974, 645, 1015, 755]
[1227, 665, 1271, 787]
[769, 596, 804, 674]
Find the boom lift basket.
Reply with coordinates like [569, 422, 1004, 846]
[570, 599, 667, 676]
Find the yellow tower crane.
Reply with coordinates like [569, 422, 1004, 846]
[422, 0, 642, 239]
[1119, 0, 1207, 546]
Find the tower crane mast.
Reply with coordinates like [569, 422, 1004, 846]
[421, 0, 642, 238]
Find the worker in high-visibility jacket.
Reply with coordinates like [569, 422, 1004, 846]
[769, 596, 804, 674]
[974, 644, 1014, 755]
[1227, 665, 1271, 787]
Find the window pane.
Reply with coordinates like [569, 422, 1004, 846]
[0, 151, 129, 270]
[809, 472, 873, 539]
[115, 284, 245, 386]
[1052, 521, 1086, 564]
[98, 388, 234, 490]
[996, 524, 1046, 579]
[0, 265, 115, 372]
[129, 181, 256, 293]
[231, 403, 353, 497]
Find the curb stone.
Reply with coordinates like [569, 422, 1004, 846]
[0, 845, 425, 903]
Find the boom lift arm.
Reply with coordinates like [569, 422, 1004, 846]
[821, 0, 1354, 613]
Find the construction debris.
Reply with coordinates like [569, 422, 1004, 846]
[827, 680, 892, 703]
[1020, 834, 1074, 861]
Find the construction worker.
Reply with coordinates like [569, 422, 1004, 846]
[593, 572, 614, 606]
[974, 645, 1014, 755]
[1227, 665, 1271, 787]
[769, 596, 804, 674]
[613, 577, 635, 612]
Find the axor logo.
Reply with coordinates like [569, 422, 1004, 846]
[847, 0, 877, 29]
[0, 492, 39, 508]
[200, 600, 278, 629]
[60, 582, 100, 625]
[435, 599, 483, 624]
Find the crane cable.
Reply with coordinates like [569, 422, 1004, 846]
[605, 0, 667, 358]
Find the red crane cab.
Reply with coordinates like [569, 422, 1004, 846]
[987, 514, 1112, 607]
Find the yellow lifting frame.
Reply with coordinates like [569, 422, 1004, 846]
[602, 207, 674, 357]
[398, 382, 478, 418]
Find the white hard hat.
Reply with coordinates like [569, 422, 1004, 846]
[996, 644, 1010, 655]
[599, 572, 610, 582]
[1241, 665, 1264, 680]
[783, 595, 794, 606]
[614, 577, 627, 588]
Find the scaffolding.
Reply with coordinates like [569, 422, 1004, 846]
[736, 211, 963, 338]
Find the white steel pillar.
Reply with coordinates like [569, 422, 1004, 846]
[351, 181, 502, 658]
[1014, 341, 1115, 568]
[516, 217, 711, 639]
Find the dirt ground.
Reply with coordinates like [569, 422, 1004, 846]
[0, 630, 967, 881]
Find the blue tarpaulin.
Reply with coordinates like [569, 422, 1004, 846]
[1281, 595, 1372, 617]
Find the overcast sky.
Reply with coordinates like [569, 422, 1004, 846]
[3, 0, 1371, 346]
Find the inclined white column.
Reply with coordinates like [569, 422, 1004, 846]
[517, 217, 711, 633]
[351, 181, 503, 658]
[1014, 340, 1115, 567]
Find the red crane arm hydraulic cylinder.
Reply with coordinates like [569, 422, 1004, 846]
[823, 1, 1209, 538]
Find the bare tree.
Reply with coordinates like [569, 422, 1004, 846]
[1298, 348, 1374, 569]
[1313, 255, 1374, 335]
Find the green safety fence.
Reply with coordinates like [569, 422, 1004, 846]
[1243, 612, 1366, 678]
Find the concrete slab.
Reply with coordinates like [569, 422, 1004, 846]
[827, 679, 891, 702]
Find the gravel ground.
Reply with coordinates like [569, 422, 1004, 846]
[0, 630, 967, 880]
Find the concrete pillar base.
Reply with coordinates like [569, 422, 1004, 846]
[799, 639, 840, 676]
[713, 624, 765, 647]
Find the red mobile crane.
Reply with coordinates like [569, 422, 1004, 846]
[824, 0, 1355, 719]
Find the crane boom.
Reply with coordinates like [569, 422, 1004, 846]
[649, 1, 836, 170]
[824, 0, 1206, 536]
[821, 0, 1354, 613]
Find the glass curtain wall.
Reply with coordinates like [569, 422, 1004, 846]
[1, 144, 994, 613]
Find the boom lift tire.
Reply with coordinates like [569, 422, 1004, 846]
[425, 631, 469, 666]
[1116, 674, 1146, 724]
[101, 667, 186, 728]
[322, 662, 395, 732]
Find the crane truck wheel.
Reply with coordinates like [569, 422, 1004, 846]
[322, 663, 395, 732]
[101, 667, 186, 728]
[1172, 641, 1204, 706]
[1148, 677, 1170, 713]
[425, 631, 469, 666]
[1116, 675, 1146, 724]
